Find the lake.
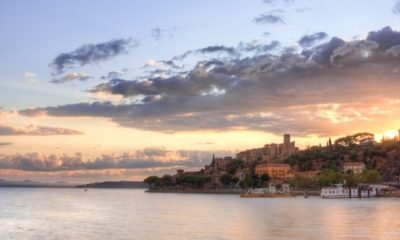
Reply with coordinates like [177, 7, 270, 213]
[0, 188, 399, 240]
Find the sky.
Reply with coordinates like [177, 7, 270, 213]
[1, 0, 400, 183]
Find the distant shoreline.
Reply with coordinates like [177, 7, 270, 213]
[146, 189, 245, 194]
[0, 185, 74, 188]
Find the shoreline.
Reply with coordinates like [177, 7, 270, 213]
[146, 189, 245, 194]
[145, 189, 321, 196]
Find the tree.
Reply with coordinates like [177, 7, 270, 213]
[344, 170, 357, 187]
[260, 173, 270, 187]
[227, 159, 244, 174]
[317, 170, 344, 187]
[161, 175, 174, 186]
[220, 174, 234, 186]
[242, 174, 254, 189]
[176, 175, 211, 188]
[144, 176, 161, 188]
[335, 132, 374, 146]
[359, 170, 381, 183]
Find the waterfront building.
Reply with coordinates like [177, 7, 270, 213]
[255, 163, 292, 180]
[320, 184, 387, 198]
[343, 162, 365, 174]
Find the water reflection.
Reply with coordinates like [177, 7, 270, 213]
[0, 188, 399, 240]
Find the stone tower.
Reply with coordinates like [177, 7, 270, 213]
[284, 134, 291, 147]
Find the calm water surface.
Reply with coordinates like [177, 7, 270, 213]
[0, 188, 399, 240]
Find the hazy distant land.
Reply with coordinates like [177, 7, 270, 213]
[0, 179, 148, 189]
[76, 181, 148, 189]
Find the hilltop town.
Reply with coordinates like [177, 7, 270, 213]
[144, 131, 400, 193]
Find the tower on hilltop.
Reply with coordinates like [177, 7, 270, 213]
[284, 134, 291, 147]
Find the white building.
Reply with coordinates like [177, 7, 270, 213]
[343, 162, 365, 174]
[320, 184, 386, 198]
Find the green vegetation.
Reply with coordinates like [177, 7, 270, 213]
[176, 175, 211, 188]
[145, 132, 398, 191]
[144, 175, 211, 189]
[335, 132, 374, 146]
[226, 159, 244, 174]
[219, 173, 239, 186]
[287, 169, 382, 190]
[284, 134, 400, 181]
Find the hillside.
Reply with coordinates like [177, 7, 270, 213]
[283, 137, 400, 182]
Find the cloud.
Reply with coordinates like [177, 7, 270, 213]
[89, 66, 236, 98]
[296, 7, 311, 13]
[0, 142, 12, 147]
[50, 72, 92, 84]
[151, 28, 163, 41]
[254, 13, 285, 24]
[237, 40, 280, 54]
[20, 26, 400, 137]
[24, 71, 37, 82]
[298, 32, 328, 48]
[0, 124, 83, 136]
[101, 69, 128, 80]
[263, 0, 294, 5]
[150, 27, 181, 41]
[24, 72, 36, 79]
[393, 1, 400, 15]
[0, 148, 231, 172]
[197, 45, 236, 55]
[50, 38, 134, 74]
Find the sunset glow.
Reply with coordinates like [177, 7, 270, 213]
[1, 0, 400, 183]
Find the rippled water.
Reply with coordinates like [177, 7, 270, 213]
[0, 188, 400, 240]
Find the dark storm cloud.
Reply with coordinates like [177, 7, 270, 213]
[50, 72, 92, 84]
[21, 26, 400, 136]
[50, 38, 133, 74]
[0, 148, 231, 172]
[298, 32, 328, 48]
[254, 14, 285, 24]
[0, 125, 83, 136]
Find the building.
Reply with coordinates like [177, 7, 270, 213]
[343, 162, 365, 174]
[236, 134, 299, 164]
[320, 184, 388, 198]
[255, 163, 292, 180]
[235, 148, 264, 164]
